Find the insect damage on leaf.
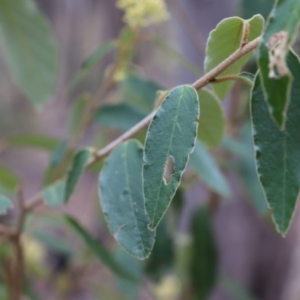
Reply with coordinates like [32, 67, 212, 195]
[163, 156, 175, 185]
[267, 31, 289, 78]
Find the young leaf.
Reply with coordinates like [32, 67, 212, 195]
[251, 51, 300, 234]
[258, 0, 300, 128]
[205, 15, 264, 100]
[99, 140, 155, 259]
[65, 216, 137, 282]
[64, 148, 93, 202]
[0, 0, 57, 106]
[143, 85, 199, 230]
[197, 89, 225, 147]
[43, 181, 66, 208]
[189, 141, 230, 197]
[0, 195, 13, 215]
[94, 103, 147, 131]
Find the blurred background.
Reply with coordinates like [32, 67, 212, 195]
[1, 0, 300, 299]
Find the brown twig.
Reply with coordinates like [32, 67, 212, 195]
[24, 36, 261, 212]
[91, 36, 261, 162]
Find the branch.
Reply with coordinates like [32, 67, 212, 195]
[192, 37, 260, 89]
[93, 36, 261, 161]
[26, 36, 261, 210]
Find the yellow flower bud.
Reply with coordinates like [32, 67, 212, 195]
[116, 0, 169, 28]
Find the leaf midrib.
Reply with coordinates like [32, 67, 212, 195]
[150, 88, 186, 226]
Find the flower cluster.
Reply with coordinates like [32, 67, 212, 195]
[116, 0, 169, 28]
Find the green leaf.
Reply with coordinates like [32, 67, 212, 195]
[241, 0, 274, 20]
[49, 140, 68, 167]
[43, 181, 66, 208]
[114, 248, 141, 299]
[143, 85, 199, 230]
[238, 72, 255, 86]
[94, 103, 147, 131]
[0, 164, 20, 193]
[222, 134, 267, 214]
[99, 140, 155, 259]
[258, 0, 300, 128]
[0, 195, 13, 215]
[67, 94, 90, 135]
[7, 135, 60, 151]
[33, 229, 73, 255]
[64, 148, 93, 202]
[190, 207, 218, 300]
[0, 0, 57, 106]
[65, 215, 137, 282]
[205, 15, 264, 100]
[239, 124, 268, 215]
[197, 89, 225, 147]
[189, 141, 230, 197]
[145, 217, 174, 281]
[251, 51, 300, 234]
[122, 74, 163, 110]
[69, 40, 115, 89]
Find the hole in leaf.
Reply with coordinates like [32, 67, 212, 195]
[163, 156, 175, 185]
[267, 31, 289, 78]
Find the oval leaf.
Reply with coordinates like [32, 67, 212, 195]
[143, 85, 199, 230]
[189, 141, 230, 197]
[258, 0, 300, 128]
[43, 181, 66, 208]
[64, 148, 93, 202]
[197, 89, 225, 147]
[205, 15, 264, 100]
[251, 51, 300, 234]
[99, 140, 155, 259]
[0, 195, 13, 215]
[0, 0, 57, 106]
